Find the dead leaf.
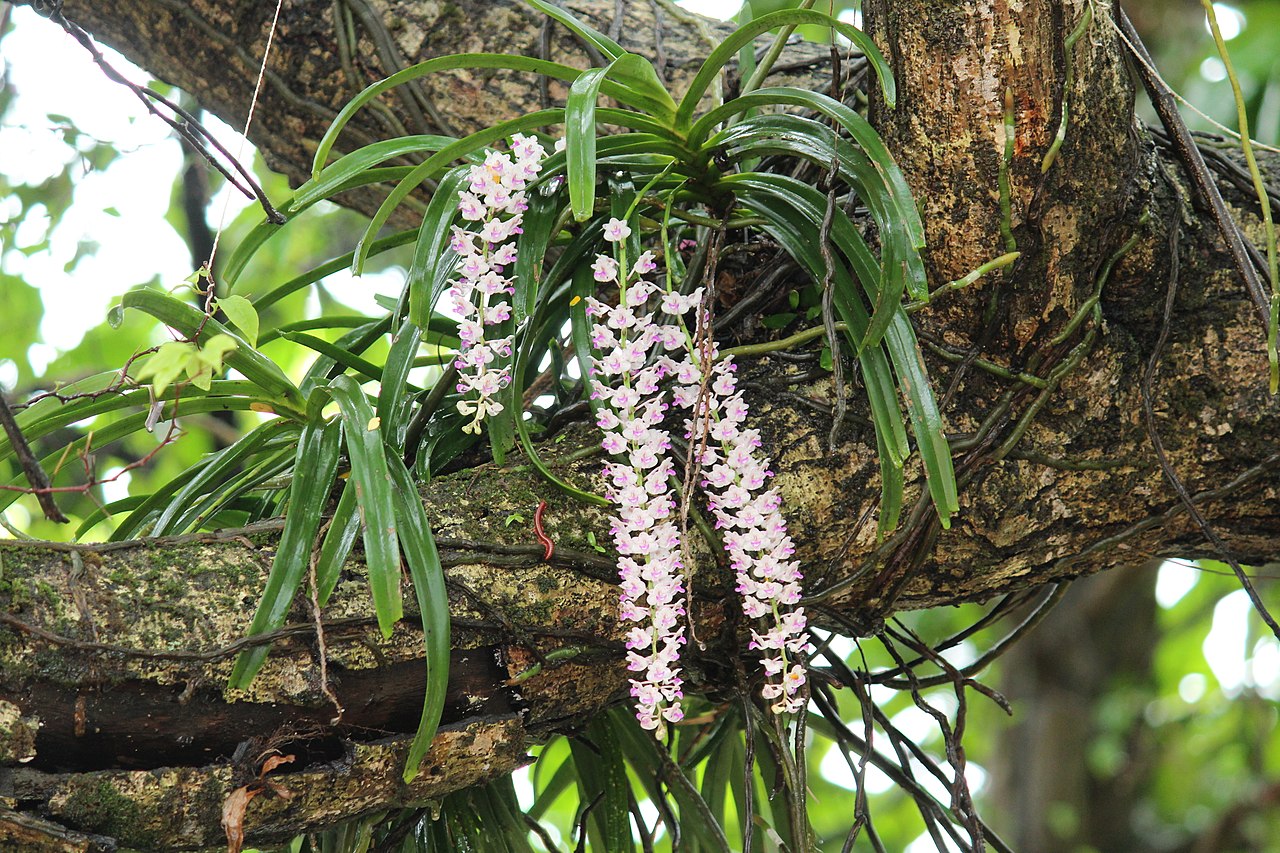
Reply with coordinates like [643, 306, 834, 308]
[260, 753, 295, 775]
[221, 785, 258, 853]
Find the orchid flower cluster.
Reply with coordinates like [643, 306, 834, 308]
[668, 346, 810, 713]
[583, 227, 688, 735]
[447, 140, 808, 733]
[585, 218, 811, 733]
[447, 133, 547, 434]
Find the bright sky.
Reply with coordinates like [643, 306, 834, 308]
[1, 1, 1274, 838]
[0, 7, 195, 370]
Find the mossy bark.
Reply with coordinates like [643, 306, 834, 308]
[3, 0, 1279, 849]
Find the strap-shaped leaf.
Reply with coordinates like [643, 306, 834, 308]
[74, 496, 147, 539]
[248, 229, 417, 313]
[726, 168, 903, 352]
[314, 476, 359, 607]
[420, 413, 481, 479]
[876, 429, 905, 538]
[7, 378, 259, 465]
[408, 167, 470, 330]
[533, 134, 689, 196]
[0, 395, 272, 516]
[882, 312, 959, 523]
[8, 370, 127, 435]
[259, 315, 380, 346]
[280, 331, 390, 384]
[726, 174, 909, 456]
[151, 418, 299, 535]
[228, 408, 341, 688]
[566, 62, 614, 221]
[329, 374, 403, 637]
[377, 317, 423, 446]
[727, 179, 910, 524]
[568, 263, 604, 415]
[121, 288, 302, 410]
[107, 465, 204, 542]
[176, 449, 294, 535]
[222, 169, 414, 292]
[697, 719, 740, 835]
[728, 175, 957, 527]
[529, 743, 576, 820]
[606, 53, 676, 123]
[486, 777, 540, 853]
[299, 317, 391, 398]
[714, 112, 926, 304]
[675, 9, 895, 131]
[384, 448, 450, 783]
[313, 53, 678, 174]
[747, 722, 800, 847]
[512, 185, 560, 325]
[610, 708, 732, 853]
[290, 135, 454, 212]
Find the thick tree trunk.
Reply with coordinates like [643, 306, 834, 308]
[3, 0, 1279, 848]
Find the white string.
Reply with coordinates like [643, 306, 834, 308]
[206, 0, 287, 277]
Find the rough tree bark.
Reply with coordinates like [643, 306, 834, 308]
[2, 0, 1278, 849]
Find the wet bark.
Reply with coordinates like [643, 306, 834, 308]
[3, 0, 1279, 849]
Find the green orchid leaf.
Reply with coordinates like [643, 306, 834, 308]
[314, 476, 360, 607]
[384, 448, 450, 784]
[569, 720, 633, 853]
[299, 318, 391, 398]
[249, 229, 417, 314]
[228, 407, 341, 688]
[329, 374, 403, 637]
[291, 135, 454, 212]
[697, 87, 925, 260]
[524, 0, 624, 61]
[151, 418, 298, 536]
[353, 110, 563, 276]
[567, 62, 613, 221]
[279, 331, 389, 385]
[376, 317, 423, 446]
[408, 167, 471, 330]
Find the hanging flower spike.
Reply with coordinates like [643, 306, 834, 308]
[449, 134, 547, 434]
[589, 222, 690, 738]
[662, 293, 812, 715]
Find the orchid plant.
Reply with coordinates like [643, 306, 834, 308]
[446, 124, 816, 729]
